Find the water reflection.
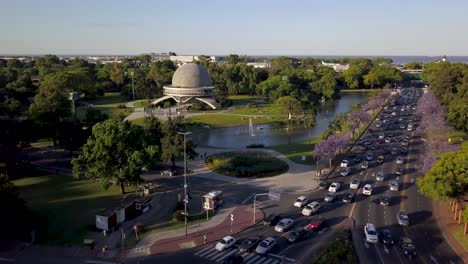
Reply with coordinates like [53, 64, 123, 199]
[191, 92, 368, 148]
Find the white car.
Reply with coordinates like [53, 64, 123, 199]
[389, 181, 399, 191]
[275, 218, 294, 232]
[293, 196, 309, 207]
[363, 184, 372, 196]
[255, 237, 276, 254]
[397, 211, 410, 226]
[350, 179, 360, 189]
[341, 160, 350, 167]
[364, 223, 379, 244]
[215, 236, 236, 251]
[328, 182, 341, 192]
[396, 157, 404, 164]
[302, 201, 320, 216]
[376, 172, 385, 181]
[341, 167, 351, 176]
[361, 161, 369, 169]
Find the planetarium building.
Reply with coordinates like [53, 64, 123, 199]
[151, 63, 220, 109]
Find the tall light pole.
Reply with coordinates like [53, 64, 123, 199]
[130, 71, 135, 101]
[177, 131, 192, 236]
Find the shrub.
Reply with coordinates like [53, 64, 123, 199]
[172, 210, 186, 223]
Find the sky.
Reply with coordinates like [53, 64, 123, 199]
[1, 0, 468, 56]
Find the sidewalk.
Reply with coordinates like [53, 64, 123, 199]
[128, 205, 263, 257]
[433, 201, 468, 262]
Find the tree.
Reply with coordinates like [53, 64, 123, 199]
[148, 60, 176, 91]
[348, 110, 371, 137]
[314, 134, 351, 168]
[110, 62, 124, 88]
[160, 117, 197, 168]
[447, 98, 468, 131]
[144, 115, 163, 147]
[72, 119, 158, 194]
[275, 96, 302, 116]
[303, 111, 316, 143]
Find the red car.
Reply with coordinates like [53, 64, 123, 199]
[305, 216, 326, 230]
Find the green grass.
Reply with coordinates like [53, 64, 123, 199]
[228, 104, 285, 115]
[13, 175, 130, 245]
[30, 139, 54, 148]
[448, 130, 467, 142]
[228, 95, 268, 106]
[268, 136, 321, 165]
[452, 224, 468, 251]
[131, 117, 146, 126]
[207, 152, 289, 178]
[186, 114, 284, 127]
[133, 100, 150, 108]
[77, 92, 131, 119]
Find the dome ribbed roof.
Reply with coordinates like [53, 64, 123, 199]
[171, 63, 213, 88]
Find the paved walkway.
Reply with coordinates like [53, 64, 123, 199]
[433, 201, 468, 262]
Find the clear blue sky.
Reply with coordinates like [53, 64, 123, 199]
[1, 0, 467, 56]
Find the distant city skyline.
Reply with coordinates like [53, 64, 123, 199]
[1, 0, 468, 56]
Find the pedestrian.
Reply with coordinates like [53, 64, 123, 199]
[203, 233, 207, 244]
[204, 152, 207, 158]
[102, 244, 108, 256]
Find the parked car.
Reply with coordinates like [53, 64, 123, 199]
[400, 237, 417, 259]
[302, 201, 320, 216]
[287, 227, 307, 243]
[293, 196, 309, 207]
[363, 184, 372, 196]
[389, 181, 399, 191]
[397, 210, 410, 226]
[222, 253, 244, 264]
[263, 213, 281, 226]
[341, 160, 350, 167]
[342, 192, 354, 203]
[328, 182, 341, 192]
[255, 237, 276, 255]
[341, 167, 351, 177]
[238, 237, 260, 253]
[216, 236, 236, 251]
[275, 218, 294, 232]
[350, 178, 360, 189]
[324, 192, 337, 202]
[364, 223, 379, 244]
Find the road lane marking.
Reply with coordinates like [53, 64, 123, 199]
[374, 244, 386, 264]
[84, 261, 118, 264]
[266, 253, 295, 262]
[400, 131, 414, 211]
[242, 193, 256, 205]
[245, 255, 261, 264]
[0, 258, 15, 262]
[215, 248, 237, 262]
[348, 169, 371, 218]
[194, 246, 212, 256]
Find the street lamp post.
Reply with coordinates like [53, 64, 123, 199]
[177, 131, 192, 236]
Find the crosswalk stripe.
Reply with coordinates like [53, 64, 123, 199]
[194, 246, 212, 256]
[246, 255, 262, 264]
[253, 257, 270, 264]
[270, 260, 280, 264]
[198, 248, 219, 258]
[216, 248, 237, 262]
[261, 258, 274, 264]
[243, 254, 256, 262]
[209, 251, 227, 261]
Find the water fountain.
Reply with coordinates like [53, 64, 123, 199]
[249, 118, 255, 136]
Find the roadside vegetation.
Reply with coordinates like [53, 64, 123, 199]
[206, 152, 289, 178]
[310, 230, 356, 264]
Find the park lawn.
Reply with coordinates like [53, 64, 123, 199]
[228, 104, 285, 115]
[268, 137, 321, 165]
[452, 224, 468, 251]
[13, 175, 127, 245]
[134, 100, 151, 108]
[77, 92, 131, 119]
[186, 114, 284, 127]
[228, 95, 267, 106]
[131, 117, 146, 126]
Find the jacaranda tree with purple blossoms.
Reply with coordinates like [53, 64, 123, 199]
[348, 110, 371, 137]
[314, 133, 351, 168]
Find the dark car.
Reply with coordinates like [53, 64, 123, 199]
[319, 181, 328, 189]
[400, 237, 417, 259]
[348, 152, 356, 158]
[382, 148, 390, 154]
[353, 155, 362, 163]
[264, 213, 281, 226]
[238, 237, 260, 253]
[222, 253, 244, 264]
[396, 167, 405, 175]
[287, 227, 307, 243]
[342, 192, 354, 203]
[381, 229, 394, 246]
[400, 147, 408, 154]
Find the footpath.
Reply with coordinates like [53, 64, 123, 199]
[433, 201, 468, 262]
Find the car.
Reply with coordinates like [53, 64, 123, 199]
[363, 184, 372, 196]
[342, 192, 354, 203]
[350, 179, 360, 189]
[379, 195, 390, 206]
[341, 160, 350, 167]
[396, 167, 404, 175]
[385, 137, 391, 143]
[401, 141, 409, 146]
[364, 223, 379, 244]
[306, 215, 326, 230]
[376, 171, 385, 181]
[400, 124, 406, 129]
[294, 196, 309, 207]
[353, 155, 362, 163]
[381, 229, 394, 246]
[348, 152, 356, 158]
[328, 182, 341, 192]
[275, 218, 294, 232]
[319, 181, 328, 189]
[379, 133, 385, 139]
[366, 152, 374, 161]
[287, 227, 307, 243]
[389, 181, 399, 191]
[396, 157, 404, 164]
[382, 148, 390, 154]
[263, 213, 281, 226]
[216, 236, 236, 251]
[376, 123, 382, 128]
[361, 161, 369, 169]
[400, 147, 408, 154]
[400, 237, 417, 259]
[238, 237, 260, 253]
[302, 201, 320, 216]
[397, 210, 410, 226]
[377, 155, 384, 164]
[324, 192, 337, 202]
[255, 237, 276, 255]
[370, 145, 377, 150]
[222, 253, 244, 264]
[341, 167, 351, 176]
[391, 148, 398, 155]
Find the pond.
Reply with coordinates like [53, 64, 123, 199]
[191, 92, 369, 148]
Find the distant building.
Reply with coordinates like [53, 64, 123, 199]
[170, 55, 220, 66]
[321, 61, 349, 72]
[246, 62, 271, 68]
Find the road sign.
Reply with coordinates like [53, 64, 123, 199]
[230, 214, 234, 221]
[268, 190, 281, 201]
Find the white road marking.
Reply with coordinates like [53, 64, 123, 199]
[430, 255, 439, 264]
[266, 253, 295, 262]
[242, 193, 256, 205]
[245, 255, 261, 264]
[261, 258, 274, 264]
[243, 254, 256, 262]
[209, 250, 227, 261]
[0, 258, 15, 263]
[374, 243, 386, 264]
[215, 248, 237, 262]
[202, 248, 221, 259]
[318, 227, 328, 234]
[194, 246, 212, 256]
[84, 261, 118, 264]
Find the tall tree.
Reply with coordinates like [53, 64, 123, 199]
[160, 117, 197, 168]
[72, 119, 159, 194]
[110, 62, 124, 88]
